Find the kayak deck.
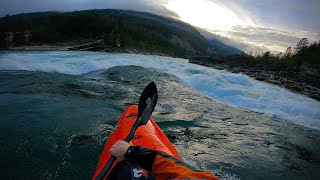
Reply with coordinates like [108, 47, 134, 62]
[92, 105, 182, 179]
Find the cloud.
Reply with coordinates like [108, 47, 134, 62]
[139, 0, 179, 18]
[165, 0, 255, 31]
[190, 0, 320, 53]
[206, 26, 320, 53]
[217, 0, 320, 32]
[0, 0, 178, 18]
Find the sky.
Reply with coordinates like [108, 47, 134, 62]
[1, 0, 319, 53]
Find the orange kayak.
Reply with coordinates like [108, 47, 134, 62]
[92, 105, 182, 179]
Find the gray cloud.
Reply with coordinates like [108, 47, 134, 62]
[197, 0, 320, 52]
[218, 0, 320, 32]
[0, 0, 178, 18]
[207, 26, 320, 53]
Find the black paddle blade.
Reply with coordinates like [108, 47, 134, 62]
[95, 82, 158, 180]
[138, 82, 158, 125]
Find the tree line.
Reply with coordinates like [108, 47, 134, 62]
[0, 11, 196, 57]
[226, 38, 320, 71]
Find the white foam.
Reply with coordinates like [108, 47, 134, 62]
[1, 51, 320, 129]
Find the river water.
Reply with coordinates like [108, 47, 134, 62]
[0, 51, 320, 179]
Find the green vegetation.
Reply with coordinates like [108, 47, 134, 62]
[0, 9, 241, 57]
[2, 9, 317, 73]
[223, 38, 320, 71]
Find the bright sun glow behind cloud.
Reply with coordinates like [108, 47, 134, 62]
[165, 0, 254, 30]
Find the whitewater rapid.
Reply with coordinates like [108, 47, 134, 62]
[1, 51, 319, 129]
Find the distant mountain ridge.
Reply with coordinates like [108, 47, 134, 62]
[0, 9, 242, 57]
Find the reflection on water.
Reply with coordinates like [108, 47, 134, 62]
[1, 66, 319, 180]
[1, 51, 319, 130]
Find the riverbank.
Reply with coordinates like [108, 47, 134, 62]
[4, 44, 320, 101]
[189, 56, 320, 101]
[7, 41, 171, 57]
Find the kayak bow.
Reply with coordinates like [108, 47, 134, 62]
[92, 105, 182, 179]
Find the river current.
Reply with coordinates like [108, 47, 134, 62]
[1, 51, 319, 130]
[0, 51, 320, 179]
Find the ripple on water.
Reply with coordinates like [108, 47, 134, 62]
[1, 64, 320, 180]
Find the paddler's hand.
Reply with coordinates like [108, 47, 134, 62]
[109, 140, 130, 161]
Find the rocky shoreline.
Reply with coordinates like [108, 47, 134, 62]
[235, 68, 319, 99]
[6, 40, 171, 57]
[4, 43, 320, 101]
[231, 68, 319, 101]
[189, 57, 320, 101]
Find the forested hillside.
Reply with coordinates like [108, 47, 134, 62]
[0, 9, 241, 57]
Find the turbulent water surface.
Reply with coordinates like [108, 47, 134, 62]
[0, 51, 320, 180]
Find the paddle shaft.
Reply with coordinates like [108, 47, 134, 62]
[95, 119, 140, 180]
[95, 82, 157, 180]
